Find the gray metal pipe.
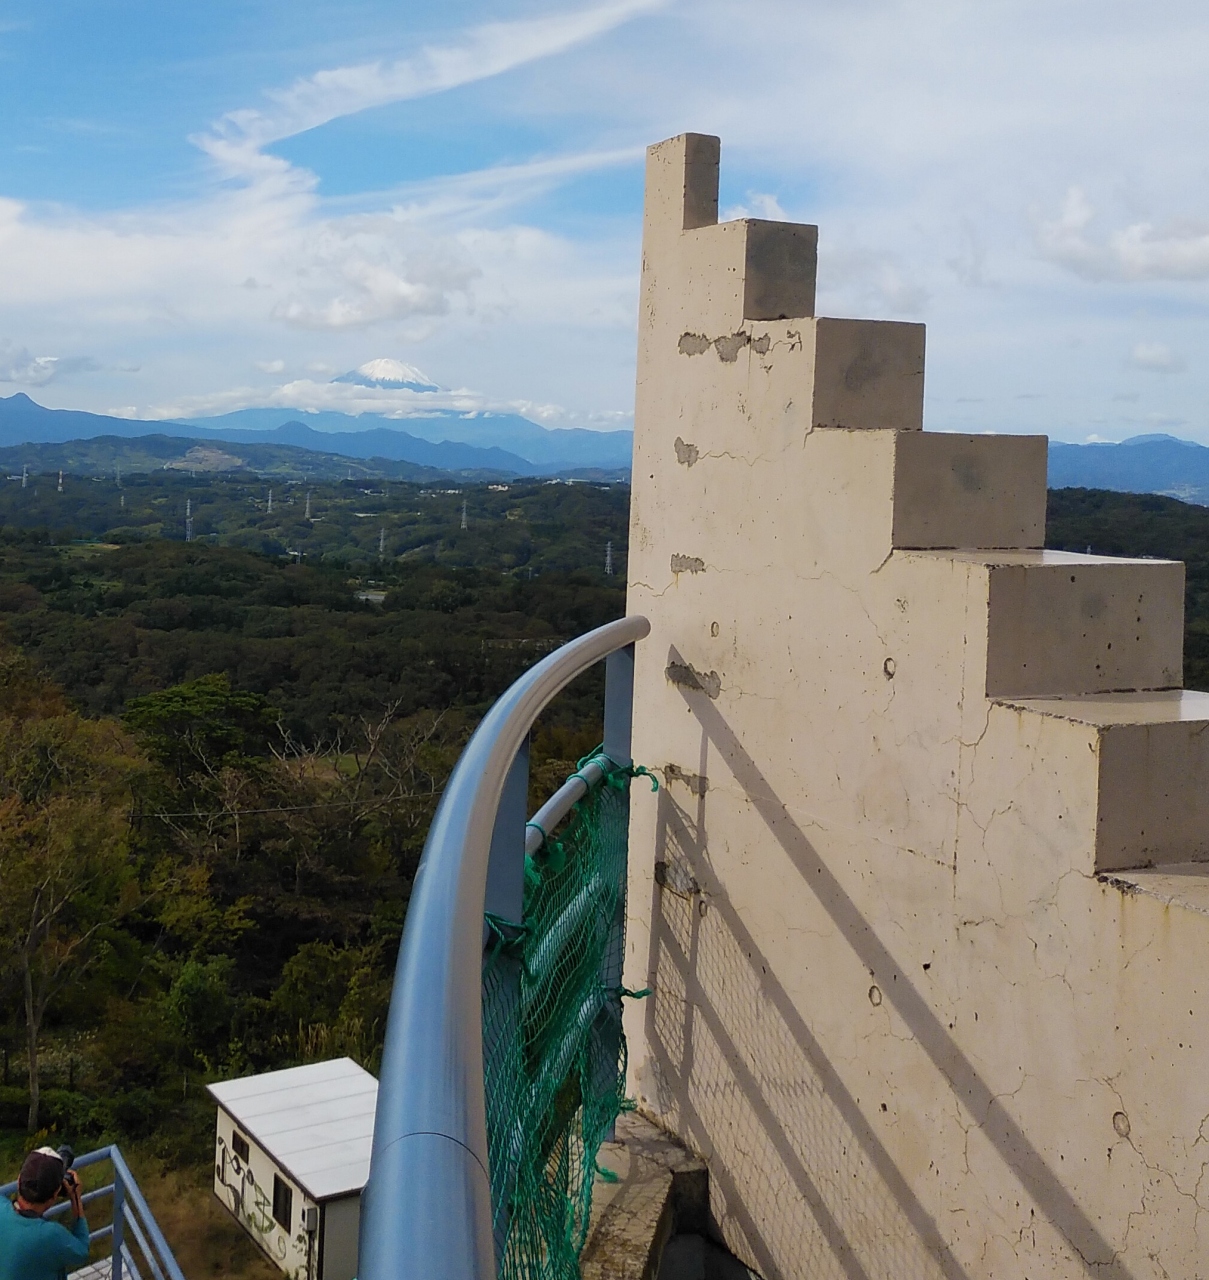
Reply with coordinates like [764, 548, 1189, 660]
[525, 755, 610, 855]
[359, 614, 650, 1280]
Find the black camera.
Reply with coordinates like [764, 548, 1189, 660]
[57, 1145, 76, 1196]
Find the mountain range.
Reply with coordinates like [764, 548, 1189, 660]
[6, 389, 1209, 503]
[0, 392, 633, 476]
[1047, 434, 1209, 505]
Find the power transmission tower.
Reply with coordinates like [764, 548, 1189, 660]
[185, 498, 193, 543]
[21, 465, 27, 490]
[57, 470, 63, 494]
[267, 488, 273, 514]
[460, 498, 468, 530]
[605, 540, 613, 576]
[120, 494, 125, 510]
[305, 490, 312, 520]
[379, 526, 386, 558]
[115, 466, 121, 488]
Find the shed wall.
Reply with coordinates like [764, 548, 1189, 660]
[213, 1106, 317, 1278]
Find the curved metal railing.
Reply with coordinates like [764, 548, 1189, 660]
[358, 614, 649, 1280]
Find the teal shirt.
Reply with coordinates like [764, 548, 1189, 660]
[0, 1201, 90, 1280]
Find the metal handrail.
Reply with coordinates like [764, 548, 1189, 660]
[0, 1144, 185, 1280]
[525, 752, 613, 856]
[358, 614, 650, 1280]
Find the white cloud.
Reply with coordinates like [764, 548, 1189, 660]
[255, 359, 286, 373]
[0, 343, 97, 385]
[197, 0, 666, 175]
[1036, 187, 1209, 282]
[130, 372, 630, 432]
[722, 192, 788, 221]
[1129, 341, 1185, 373]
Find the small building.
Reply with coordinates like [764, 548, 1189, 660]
[207, 1058, 378, 1280]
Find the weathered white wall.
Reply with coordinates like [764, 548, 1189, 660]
[623, 133, 1209, 1280]
[213, 1107, 316, 1278]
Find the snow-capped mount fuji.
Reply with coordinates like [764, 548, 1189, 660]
[332, 359, 441, 393]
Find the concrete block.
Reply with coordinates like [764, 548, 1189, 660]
[999, 691, 1209, 871]
[812, 317, 925, 430]
[644, 133, 720, 234]
[982, 553, 1184, 697]
[741, 221, 817, 321]
[892, 431, 1047, 549]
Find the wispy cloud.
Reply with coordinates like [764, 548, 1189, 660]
[197, 0, 665, 175]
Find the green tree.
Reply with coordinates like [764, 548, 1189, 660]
[0, 652, 148, 1129]
[124, 673, 278, 785]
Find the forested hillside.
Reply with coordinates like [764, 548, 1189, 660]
[1046, 487, 1209, 690]
[0, 476, 627, 1166]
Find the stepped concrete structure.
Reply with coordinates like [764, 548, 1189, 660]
[622, 134, 1209, 1279]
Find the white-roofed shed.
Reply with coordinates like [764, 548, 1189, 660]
[207, 1057, 377, 1280]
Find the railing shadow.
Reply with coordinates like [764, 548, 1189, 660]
[639, 647, 1133, 1280]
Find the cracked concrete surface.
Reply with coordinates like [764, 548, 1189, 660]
[622, 132, 1209, 1280]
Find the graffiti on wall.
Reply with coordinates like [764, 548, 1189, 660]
[215, 1131, 311, 1276]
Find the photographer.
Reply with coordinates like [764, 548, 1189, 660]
[0, 1147, 90, 1280]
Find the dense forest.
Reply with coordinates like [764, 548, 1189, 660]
[0, 476, 1207, 1172]
[0, 475, 627, 1165]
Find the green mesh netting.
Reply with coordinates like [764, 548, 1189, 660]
[482, 755, 655, 1280]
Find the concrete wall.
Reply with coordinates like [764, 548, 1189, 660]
[623, 133, 1209, 1280]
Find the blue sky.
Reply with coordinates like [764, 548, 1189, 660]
[2, 0, 1209, 441]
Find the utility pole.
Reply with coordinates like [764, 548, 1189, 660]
[267, 488, 273, 514]
[605, 540, 613, 576]
[305, 490, 312, 520]
[185, 498, 193, 543]
[460, 497, 468, 530]
[378, 526, 386, 558]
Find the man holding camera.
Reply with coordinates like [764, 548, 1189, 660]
[0, 1146, 90, 1279]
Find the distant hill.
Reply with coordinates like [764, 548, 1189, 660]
[179, 407, 633, 470]
[0, 393, 634, 474]
[0, 432, 517, 483]
[1048, 434, 1209, 504]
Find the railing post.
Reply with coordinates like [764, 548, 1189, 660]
[600, 642, 636, 1139]
[603, 644, 636, 768]
[111, 1161, 124, 1280]
[482, 738, 529, 1268]
[484, 738, 529, 930]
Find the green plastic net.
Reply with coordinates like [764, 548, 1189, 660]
[482, 755, 655, 1280]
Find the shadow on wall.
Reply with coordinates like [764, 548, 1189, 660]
[640, 647, 1134, 1280]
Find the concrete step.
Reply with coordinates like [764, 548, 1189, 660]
[70, 1245, 140, 1280]
[582, 1111, 757, 1280]
[997, 689, 1209, 872]
[909, 549, 1185, 698]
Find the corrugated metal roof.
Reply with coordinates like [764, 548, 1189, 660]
[206, 1057, 378, 1201]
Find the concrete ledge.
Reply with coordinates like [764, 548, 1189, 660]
[581, 1111, 708, 1280]
[1099, 863, 1209, 917]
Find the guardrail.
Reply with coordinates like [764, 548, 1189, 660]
[1, 1144, 186, 1280]
[359, 614, 650, 1280]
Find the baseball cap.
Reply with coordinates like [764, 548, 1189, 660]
[17, 1148, 65, 1203]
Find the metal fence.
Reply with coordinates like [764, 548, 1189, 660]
[0, 1144, 186, 1280]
